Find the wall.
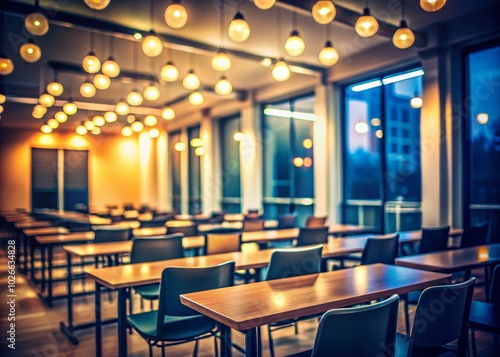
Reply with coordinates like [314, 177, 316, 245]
[0, 127, 141, 211]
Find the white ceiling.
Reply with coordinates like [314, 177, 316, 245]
[1, 0, 498, 132]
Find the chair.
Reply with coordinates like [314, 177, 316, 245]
[130, 234, 185, 309]
[419, 226, 450, 254]
[242, 219, 265, 232]
[360, 233, 400, 265]
[469, 265, 500, 356]
[203, 227, 242, 255]
[166, 224, 198, 238]
[277, 214, 297, 229]
[287, 294, 400, 357]
[460, 223, 489, 248]
[296, 226, 329, 247]
[139, 216, 170, 228]
[245, 210, 263, 221]
[305, 215, 327, 228]
[127, 261, 235, 357]
[92, 225, 132, 266]
[396, 277, 476, 357]
[265, 245, 324, 357]
[65, 220, 92, 232]
[209, 211, 225, 223]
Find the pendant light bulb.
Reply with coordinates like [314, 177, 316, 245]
[211, 50, 232, 72]
[142, 33, 163, 57]
[47, 81, 64, 96]
[47, 118, 59, 129]
[121, 126, 133, 136]
[284, 31, 305, 57]
[318, 40, 339, 66]
[144, 85, 160, 101]
[33, 104, 47, 116]
[162, 107, 176, 120]
[84, 0, 111, 10]
[93, 74, 111, 90]
[410, 96, 423, 108]
[272, 59, 290, 82]
[127, 90, 143, 106]
[312, 1, 336, 24]
[102, 57, 120, 77]
[76, 123, 88, 135]
[144, 114, 158, 126]
[0, 94, 6, 104]
[55, 111, 68, 123]
[131, 120, 144, 132]
[254, 0, 276, 10]
[25, 12, 49, 36]
[215, 76, 233, 96]
[115, 100, 130, 115]
[189, 91, 204, 106]
[20, 40, 42, 63]
[80, 80, 96, 98]
[355, 8, 379, 38]
[392, 20, 415, 49]
[165, 1, 188, 29]
[0, 55, 14, 75]
[160, 62, 179, 82]
[183, 70, 200, 90]
[41, 124, 52, 133]
[93, 115, 106, 127]
[82, 52, 101, 73]
[63, 101, 78, 115]
[420, 0, 447, 12]
[39, 93, 55, 107]
[104, 111, 118, 122]
[228, 12, 250, 43]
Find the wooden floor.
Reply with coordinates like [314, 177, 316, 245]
[0, 241, 498, 356]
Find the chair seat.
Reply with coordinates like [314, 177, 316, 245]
[127, 310, 216, 341]
[395, 333, 458, 357]
[134, 283, 160, 300]
[469, 300, 500, 334]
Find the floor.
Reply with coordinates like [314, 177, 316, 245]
[0, 242, 498, 357]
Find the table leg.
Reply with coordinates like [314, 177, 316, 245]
[95, 282, 102, 357]
[59, 252, 80, 344]
[220, 324, 233, 357]
[29, 238, 35, 281]
[21, 232, 27, 273]
[117, 288, 128, 357]
[47, 245, 53, 307]
[40, 245, 46, 292]
[244, 328, 258, 357]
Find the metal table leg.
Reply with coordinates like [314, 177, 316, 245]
[220, 324, 233, 357]
[244, 328, 258, 357]
[95, 282, 102, 357]
[117, 288, 128, 357]
[60, 252, 79, 345]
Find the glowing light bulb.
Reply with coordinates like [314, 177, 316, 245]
[211, 50, 232, 71]
[144, 115, 158, 126]
[104, 111, 118, 122]
[393, 20, 415, 49]
[233, 132, 244, 141]
[127, 90, 143, 106]
[162, 107, 176, 120]
[41, 124, 52, 133]
[115, 101, 129, 115]
[55, 111, 68, 123]
[82, 52, 101, 73]
[272, 59, 290, 82]
[39, 93, 55, 107]
[131, 121, 144, 132]
[47, 118, 59, 129]
[318, 41, 339, 66]
[160, 62, 179, 82]
[80, 81, 96, 98]
[121, 126, 133, 136]
[93, 115, 105, 127]
[0, 56, 14, 75]
[20, 41, 42, 63]
[312, 1, 336, 24]
[284, 31, 305, 57]
[63, 101, 78, 115]
[144, 85, 160, 101]
[93, 74, 111, 90]
[165, 1, 188, 29]
[189, 91, 204, 106]
[228, 13, 250, 42]
[420, 0, 447, 12]
[47, 81, 64, 96]
[174, 142, 186, 151]
[101, 57, 120, 77]
[149, 128, 160, 138]
[76, 124, 88, 135]
[254, 0, 276, 10]
[142, 33, 163, 57]
[84, 0, 111, 10]
[25, 12, 49, 36]
[215, 76, 233, 95]
[183, 71, 200, 90]
[355, 8, 379, 37]
[410, 96, 423, 108]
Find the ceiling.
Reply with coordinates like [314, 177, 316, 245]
[0, 0, 498, 133]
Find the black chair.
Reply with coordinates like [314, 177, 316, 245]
[460, 223, 489, 248]
[139, 216, 170, 228]
[209, 211, 225, 223]
[203, 227, 242, 255]
[304, 215, 327, 228]
[130, 234, 185, 309]
[127, 261, 235, 357]
[361, 233, 400, 265]
[419, 226, 450, 254]
[92, 225, 132, 243]
[242, 219, 265, 232]
[396, 277, 476, 357]
[287, 294, 400, 357]
[277, 214, 297, 229]
[166, 224, 198, 238]
[296, 226, 329, 247]
[469, 264, 500, 356]
[65, 220, 92, 232]
[265, 245, 324, 357]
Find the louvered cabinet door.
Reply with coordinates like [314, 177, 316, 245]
[63, 150, 89, 211]
[31, 148, 58, 210]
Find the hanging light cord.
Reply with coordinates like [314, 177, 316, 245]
[277, 7, 281, 51]
[219, 0, 225, 48]
[190, 52, 195, 69]
[326, 23, 331, 42]
[402, 0, 406, 20]
[89, 31, 94, 52]
[109, 36, 114, 57]
[150, 0, 155, 31]
[292, 4, 297, 31]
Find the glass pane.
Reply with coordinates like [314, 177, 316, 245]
[383, 75, 422, 201]
[188, 126, 201, 214]
[469, 46, 500, 205]
[220, 115, 241, 200]
[344, 84, 383, 200]
[169, 131, 181, 213]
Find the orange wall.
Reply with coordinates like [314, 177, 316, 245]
[0, 127, 141, 211]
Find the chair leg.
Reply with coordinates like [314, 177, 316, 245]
[214, 335, 219, 357]
[268, 325, 275, 357]
[192, 340, 199, 357]
[161, 344, 166, 357]
[148, 344, 153, 357]
[471, 330, 477, 357]
[404, 297, 411, 335]
[294, 321, 299, 335]
[150, 299, 154, 311]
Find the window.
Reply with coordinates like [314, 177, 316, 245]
[262, 95, 315, 225]
[31, 148, 88, 210]
[169, 131, 182, 214]
[343, 68, 423, 232]
[464, 43, 500, 226]
[220, 115, 241, 213]
[187, 126, 202, 214]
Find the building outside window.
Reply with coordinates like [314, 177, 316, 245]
[219, 115, 242, 213]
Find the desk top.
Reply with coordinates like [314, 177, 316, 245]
[395, 244, 500, 273]
[24, 227, 69, 236]
[180, 264, 450, 331]
[35, 232, 94, 245]
[15, 221, 52, 229]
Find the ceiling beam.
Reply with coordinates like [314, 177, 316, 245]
[275, 0, 427, 48]
[3, 1, 326, 74]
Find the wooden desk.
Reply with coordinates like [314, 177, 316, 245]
[15, 221, 52, 229]
[181, 264, 450, 357]
[395, 244, 500, 274]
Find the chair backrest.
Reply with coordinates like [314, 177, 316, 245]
[277, 214, 297, 229]
[139, 216, 170, 228]
[209, 211, 225, 223]
[419, 226, 450, 254]
[156, 261, 235, 335]
[242, 219, 265, 232]
[361, 233, 400, 265]
[411, 277, 476, 356]
[92, 225, 131, 243]
[130, 234, 184, 264]
[489, 264, 500, 304]
[460, 223, 489, 248]
[305, 215, 327, 228]
[296, 226, 329, 247]
[66, 220, 92, 232]
[266, 245, 323, 280]
[166, 224, 198, 237]
[204, 228, 242, 255]
[311, 294, 399, 357]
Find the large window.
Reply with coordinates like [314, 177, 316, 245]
[187, 126, 202, 214]
[343, 68, 423, 232]
[465, 43, 500, 229]
[220, 115, 241, 213]
[169, 131, 182, 214]
[262, 95, 315, 226]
